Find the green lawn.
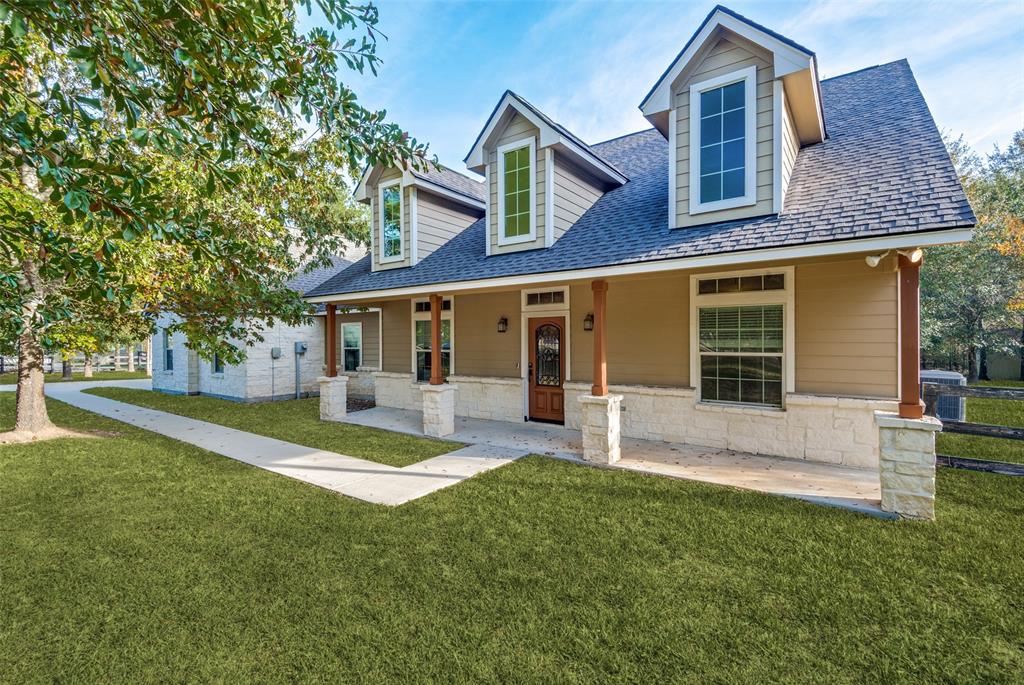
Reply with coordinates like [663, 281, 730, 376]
[0, 369, 150, 385]
[85, 386, 456, 468]
[1, 394, 1022, 682]
[936, 383, 1024, 464]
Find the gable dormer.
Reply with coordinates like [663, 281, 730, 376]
[465, 92, 627, 256]
[355, 164, 485, 272]
[640, 6, 825, 229]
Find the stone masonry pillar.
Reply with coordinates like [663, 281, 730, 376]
[318, 375, 348, 421]
[874, 411, 942, 520]
[579, 394, 623, 465]
[421, 384, 456, 437]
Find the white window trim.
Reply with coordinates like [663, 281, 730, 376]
[688, 65, 758, 216]
[519, 286, 572, 418]
[341, 321, 363, 373]
[378, 178, 404, 263]
[496, 136, 537, 246]
[410, 297, 455, 380]
[212, 352, 224, 376]
[689, 266, 795, 409]
[162, 329, 174, 374]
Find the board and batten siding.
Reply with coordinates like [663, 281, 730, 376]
[673, 35, 774, 227]
[487, 112, 548, 254]
[370, 167, 412, 271]
[794, 256, 898, 399]
[379, 300, 411, 373]
[334, 311, 381, 370]
[416, 190, 481, 261]
[552, 152, 604, 241]
[454, 291, 521, 378]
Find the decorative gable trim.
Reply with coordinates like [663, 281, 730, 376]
[464, 91, 627, 186]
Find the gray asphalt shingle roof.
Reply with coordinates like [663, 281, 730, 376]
[286, 255, 351, 294]
[309, 60, 974, 299]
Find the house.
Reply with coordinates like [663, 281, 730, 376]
[152, 256, 382, 402]
[301, 6, 973, 519]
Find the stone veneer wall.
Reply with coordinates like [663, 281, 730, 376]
[563, 382, 896, 469]
[449, 375, 523, 423]
[347, 367, 377, 399]
[373, 372, 420, 410]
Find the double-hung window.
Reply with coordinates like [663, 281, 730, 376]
[379, 180, 403, 261]
[342, 323, 362, 372]
[412, 298, 453, 382]
[497, 138, 535, 244]
[162, 329, 173, 372]
[689, 65, 757, 214]
[692, 269, 792, 408]
[212, 352, 224, 374]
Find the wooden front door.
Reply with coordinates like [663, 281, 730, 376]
[528, 317, 565, 423]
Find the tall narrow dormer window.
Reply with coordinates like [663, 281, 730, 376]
[379, 180, 403, 261]
[689, 65, 757, 215]
[497, 137, 536, 245]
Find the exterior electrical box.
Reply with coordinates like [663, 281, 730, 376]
[270, 347, 282, 359]
[294, 341, 308, 355]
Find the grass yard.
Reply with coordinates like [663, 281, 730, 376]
[1, 393, 1022, 682]
[936, 382, 1024, 464]
[0, 369, 150, 385]
[84, 386, 455, 467]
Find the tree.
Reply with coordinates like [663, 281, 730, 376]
[922, 132, 1024, 379]
[1, 0, 427, 438]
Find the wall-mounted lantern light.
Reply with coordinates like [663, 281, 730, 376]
[497, 316, 508, 333]
[583, 313, 594, 331]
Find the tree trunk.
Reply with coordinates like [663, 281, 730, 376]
[145, 338, 152, 377]
[14, 325, 53, 433]
[62, 358, 73, 380]
[127, 346, 135, 372]
[83, 356, 94, 378]
[113, 348, 121, 371]
[980, 347, 989, 381]
[1019, 315, 1023, 382]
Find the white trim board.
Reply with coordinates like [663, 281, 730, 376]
[496, 136, 538, 247]
[306, 228, 972, 304]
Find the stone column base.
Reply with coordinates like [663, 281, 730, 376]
[318, 376, 349, 421]
[874, 411, 942, 520]
[579, 394, 623, 465]
[421, 384, 457, 437]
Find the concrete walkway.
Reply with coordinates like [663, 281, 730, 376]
[1, 380, 525, 506]
[344, 406, 890, 517]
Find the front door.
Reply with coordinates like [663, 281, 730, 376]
[528, 316, 565, 423]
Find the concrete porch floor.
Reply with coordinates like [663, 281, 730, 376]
[343, 407, 891, 517]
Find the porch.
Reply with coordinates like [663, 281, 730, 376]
[342, 406, 890, 517]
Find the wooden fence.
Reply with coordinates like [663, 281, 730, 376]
[922, 382, 1024, 475]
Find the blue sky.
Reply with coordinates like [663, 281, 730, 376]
[300, 0, 1023, 172]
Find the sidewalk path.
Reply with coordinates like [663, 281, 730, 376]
[0, 380, 525, 506]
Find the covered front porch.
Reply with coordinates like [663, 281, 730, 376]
[341, 405, 889, 517]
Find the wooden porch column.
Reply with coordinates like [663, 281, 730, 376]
[898, 254, 924, 419]
[430, 293, 443, 385]
[325, 303, 337, 377]
[591, 279, 608, 396]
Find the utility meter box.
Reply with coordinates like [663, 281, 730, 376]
[294, 341, 308, 355]
[270, 347, 282, 359]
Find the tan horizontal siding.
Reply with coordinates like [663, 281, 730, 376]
[551, 152, 603, 240]
[488, 113, 547, 255]
[416, 190, 479, 260]
[795, 256, 898, 398]
[380, 300, 411, 373]
[335, 311, 380, 370]
[454, 291, 521, 378]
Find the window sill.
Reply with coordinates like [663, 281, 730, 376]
[695, 400, 786, 416]
[497, 231, 537, 247]
[689, 194, 757, 216]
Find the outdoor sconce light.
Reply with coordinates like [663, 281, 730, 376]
[583, 313, 594, 331]
[497, 316, 508, 333]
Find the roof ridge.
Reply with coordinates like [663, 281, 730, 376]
[820, 58, 908, 83]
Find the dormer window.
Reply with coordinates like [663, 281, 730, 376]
[497, 137, 536, 245]
[379, 179, 403, 261]
[690, 66, 757, 215]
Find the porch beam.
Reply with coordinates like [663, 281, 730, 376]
[326, 303, 337, 377]
[898, 253, 924, 419]
[591, 279, 608, 396]
[430, 293, 443, 385]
